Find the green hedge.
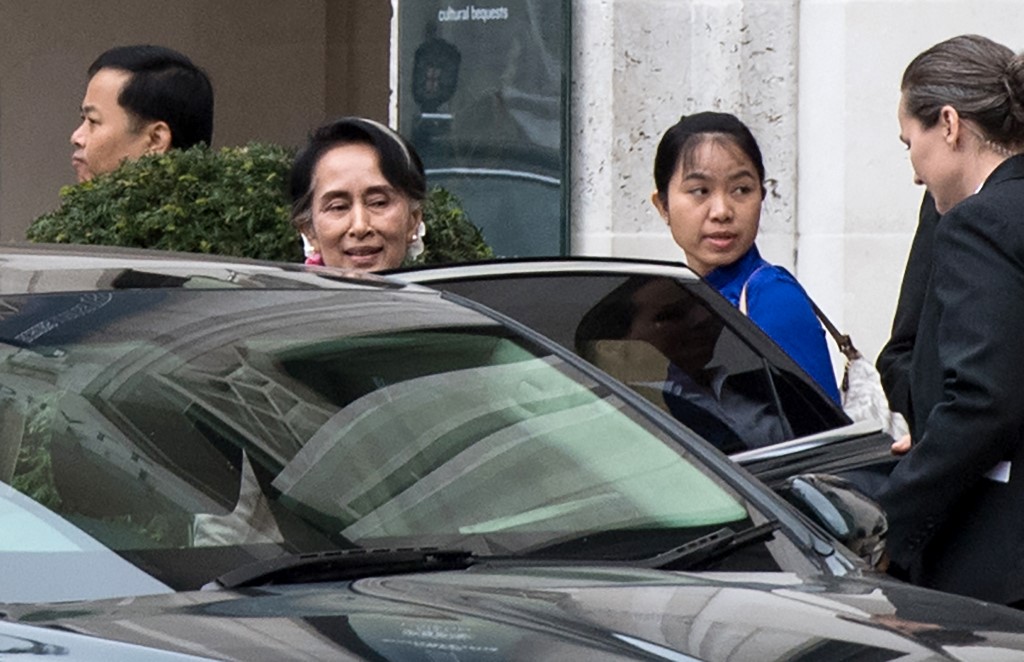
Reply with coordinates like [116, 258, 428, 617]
[27, 143, 493, 265]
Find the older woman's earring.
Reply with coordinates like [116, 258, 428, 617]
[407, 221, 427, 260]
[301, 234, 317, 256]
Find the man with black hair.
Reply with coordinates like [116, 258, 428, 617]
[70, 44, 213, 182]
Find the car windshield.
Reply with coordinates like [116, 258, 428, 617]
[0, 287, 774, 597]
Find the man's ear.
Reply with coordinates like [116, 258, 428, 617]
[145, 121, 173, 154]
[651, 190, 669, 224]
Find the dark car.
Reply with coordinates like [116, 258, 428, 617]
[2, 244, 1022, 660]
[386, 258, 898, 489]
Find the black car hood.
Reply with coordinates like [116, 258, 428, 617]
[5, 566, 1024, 660]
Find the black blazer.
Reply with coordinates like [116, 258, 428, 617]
[876, 192, 939, 433]
[878, 154, 1024, 604]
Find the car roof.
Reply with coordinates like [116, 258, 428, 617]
[0, 243, 437, 295]
[386, 256, 703, 282]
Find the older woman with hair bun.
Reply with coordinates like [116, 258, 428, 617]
[877, 34, 1024, 606]
[290, 117, 427, 272]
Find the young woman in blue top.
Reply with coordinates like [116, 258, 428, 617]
[650, 111, 841, 403]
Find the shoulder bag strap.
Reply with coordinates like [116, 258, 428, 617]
[807, 300, 860, 361]
[740, 265, 859, 361]
[738, 265, 769, 316]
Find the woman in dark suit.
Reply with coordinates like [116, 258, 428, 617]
[878, 34, 1024, 605]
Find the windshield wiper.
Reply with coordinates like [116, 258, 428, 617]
[211, 548, 477, 589]
[634, 520, 781, 571]
[211, 522, 781, 588]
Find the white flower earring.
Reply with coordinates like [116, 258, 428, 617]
[407, 221, 427, 260]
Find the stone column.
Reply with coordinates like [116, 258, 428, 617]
[570, 0, 800, 269]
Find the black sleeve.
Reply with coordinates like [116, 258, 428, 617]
[875, 193, 940, 429]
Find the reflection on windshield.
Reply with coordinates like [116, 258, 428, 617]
[0, 289, 759, 591]
[270, 350, 745, 542]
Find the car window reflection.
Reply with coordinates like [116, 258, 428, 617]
[574, 276, 789, 453]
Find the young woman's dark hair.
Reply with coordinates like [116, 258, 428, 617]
[652, 111, 766, 205]
[89, 44, 214, 149]
[289, 117, 427, 233]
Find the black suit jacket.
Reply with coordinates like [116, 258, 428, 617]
[876, 193, 939, 433]
[878, 155, 1024, 604]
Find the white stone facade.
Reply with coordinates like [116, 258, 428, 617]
[572, 0, 798, 263]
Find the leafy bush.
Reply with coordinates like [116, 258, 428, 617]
[417, 187, 494, 264]
[27, 143, 493, 265]
[29, 144, 303, 261]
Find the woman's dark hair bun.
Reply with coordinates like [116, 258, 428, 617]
[1004, 54, 1024, 125]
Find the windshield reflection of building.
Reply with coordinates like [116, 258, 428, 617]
[1, 290, 479, 552]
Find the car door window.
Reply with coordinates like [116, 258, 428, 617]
[429, 274, 846, 450]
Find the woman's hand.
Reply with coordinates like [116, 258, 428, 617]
[891, 434, 912, 455]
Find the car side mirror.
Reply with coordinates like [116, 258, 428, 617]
[777, 473, 887, 566]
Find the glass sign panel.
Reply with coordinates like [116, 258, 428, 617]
[398, 1, 569, 256]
